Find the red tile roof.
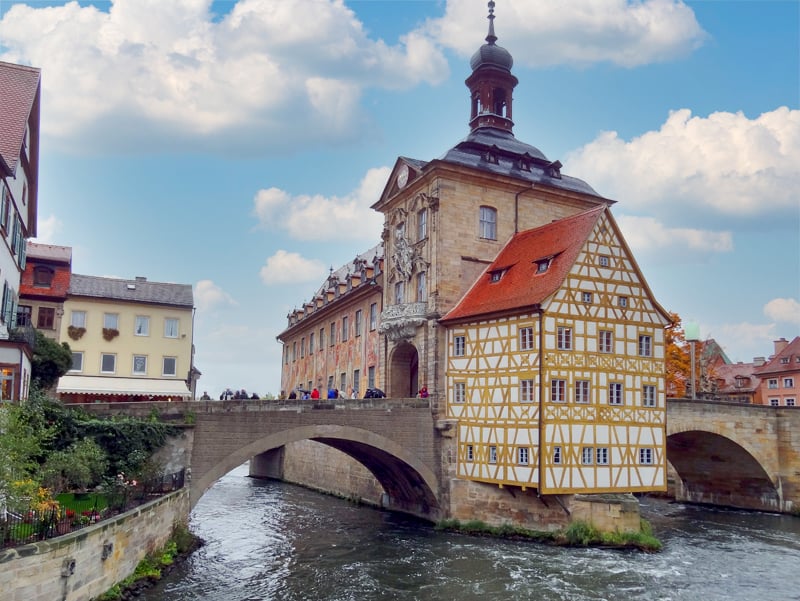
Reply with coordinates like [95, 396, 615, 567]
[0, 61, 41, 176]
[441, 205, 606, 323]
[753, 336, 800, 376]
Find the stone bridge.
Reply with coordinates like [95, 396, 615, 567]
[667, 399, 800, 513]
[81, 397, 800, 519]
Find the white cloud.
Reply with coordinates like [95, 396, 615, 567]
[428, 0, 707, 68]
[30, 214, 63, 244]
[259, 250, 326, 285]
[252, 167, 388, 241]
[194, 279, 237, 313]
[616, 215, 733, 253]
[0, 0, 448, 154]
[565, 107, 800, 219]
[764, 298, 800, 325]
[713, 321, 779, 363]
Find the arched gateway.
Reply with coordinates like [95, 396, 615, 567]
[389, 342, 419, 398]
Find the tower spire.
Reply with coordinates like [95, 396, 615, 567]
[486, 0, 497, 45]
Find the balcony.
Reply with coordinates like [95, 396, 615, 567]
[379, 303, 427, 342]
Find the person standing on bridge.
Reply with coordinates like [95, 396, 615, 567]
[311, 387, 320, 400]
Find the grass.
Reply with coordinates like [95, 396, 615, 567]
[436, 518, 662, 552]
[56, 492, 109, 514]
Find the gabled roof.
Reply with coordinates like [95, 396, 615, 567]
[0, 61, 40, 176]
[441, 205, 606, 323]
[69, 274, 194, 308]
[753, 336, 800, 376]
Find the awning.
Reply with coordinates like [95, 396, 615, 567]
[56, 375, 191, 398]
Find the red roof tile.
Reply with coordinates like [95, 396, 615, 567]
[441, 205, 606, 323]
[753, 336, 800, 376]
[0, 61, 41, 176]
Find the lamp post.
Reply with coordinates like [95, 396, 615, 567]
[685, 321, 701, 400]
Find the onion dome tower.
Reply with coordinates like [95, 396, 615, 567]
[466, 1, 519, 133]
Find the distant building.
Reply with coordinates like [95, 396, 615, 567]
[754, 337, 799, 406]
[278, 7, 670, 496]
[56, 274, 196, 402]
[18, 242, 72, 341]
[0, 60, 41, 400]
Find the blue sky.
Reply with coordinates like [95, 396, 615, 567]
[1, 0, 797, 397]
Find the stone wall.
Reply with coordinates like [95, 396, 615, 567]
[0, 489, 190, 601]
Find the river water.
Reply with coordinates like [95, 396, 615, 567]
[140, 464, 800, 601]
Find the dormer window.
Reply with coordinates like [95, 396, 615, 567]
[33, 266, 54, 287]
[489, 269, 505, 282]
[535, 258, 551, 274]
[483, 150, 499, 165]
[547, 160, 562, 179]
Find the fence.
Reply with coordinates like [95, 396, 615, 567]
[1, 468, 185, 549]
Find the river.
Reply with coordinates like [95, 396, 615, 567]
[140, 464, 800, 601]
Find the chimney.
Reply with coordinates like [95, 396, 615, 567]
[774, 338, 789, 356]
[753, 357, 766, 367]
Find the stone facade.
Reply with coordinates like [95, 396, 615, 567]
[0, 489, 189, 601]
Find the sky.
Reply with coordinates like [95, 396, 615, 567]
[0, 0, 797, 398]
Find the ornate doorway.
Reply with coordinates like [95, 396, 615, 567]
[389, 342, 418, 398]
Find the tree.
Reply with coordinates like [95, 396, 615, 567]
[665, 312, 690, 398]
[41, 438, 108, 494]
[31, 330, 73, 390]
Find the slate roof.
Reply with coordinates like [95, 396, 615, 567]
[0, 60, 40, 176]
[69, 274, 194, 308]
[441, 205, 606, 323]
[438, 128, 603, 198]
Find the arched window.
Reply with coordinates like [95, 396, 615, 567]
[479, 206, 497, 240]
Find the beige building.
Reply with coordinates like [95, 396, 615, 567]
[56, 274, 196, 402]
[278, 6, 669, 500]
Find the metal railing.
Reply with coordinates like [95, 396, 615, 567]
[1, 468, 185, 549]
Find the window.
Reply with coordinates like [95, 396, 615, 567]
[133, 355, 147, 375]
[518, 447, 529, 465]
[575, 380, 590, 404]
[135, 316, 150, 336]
[599, 255, 610, 267]
[16, 305, 31, 327]
[70, 352, 83, 372]
[368, 365, 375, 388]
[609, 383, 623, 405]
[535, 259, 550, 274]
[454, 382, 466, 403]
[582, 291, 593, 303]
[71, 310, 86, 328]
[489, 445, 498, 464]
[454, 336, 466, 357]
[342, 316, 349, 341]
[466, 444, 474, 462]
[330, 322, 336, 346]
[770, 398, 780, 406]
[551, 379, 566, 402]
[618, 296, 628, 308]
[417, 272, 427, 302]
[355, 310, 362, 337]
[520, 379, 535, 402]
[163, 357, 177, 376]
[369, 303, 377, 331]
[781, 357, 790, 364]
[490, 270, 503, 282]
[33, 266, 54, 287]
[643, 385, 657, 407]
[553, 446, 562, 465]
[768, 379, 778, 389]
[638, 335, 652, 357]
[36, 307, 54, 329]
[164, 318, 179, 338]
[292, 342, 296, 362]
[394, 281, 405, 304]
[599, 330, 613, 353]
[581, 447, 594, 465]
[300, 337, 305, 358]
[104, 313, 119, 329]
[479, 206, 497, 240]
[519, 327, 534, 351]
[596, 447, 609, 465]
[557, 326, 572, 350]
[319, 328, 325, 349]
[639, 448, 653, 465]
[787, 398, 796, 407]
[309, 332, 315, 354]
[100, 353, 116, 374]
[417, 208, 427, 241]
[327, 375, 334, 390]
[784, 378, 795, 388]
[353, 369, 360, 394]
[340, 372, 346, 391]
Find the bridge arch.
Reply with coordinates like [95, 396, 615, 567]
[190, 424, 440, 520]
[667, 426, 781, 511]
